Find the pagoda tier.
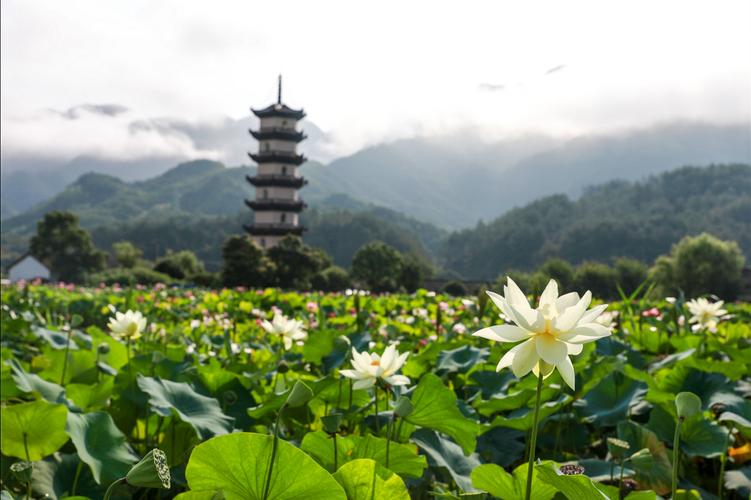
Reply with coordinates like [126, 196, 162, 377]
[243, 223, 307, 236]
[250, 127, 306, 142]
[245, 198, 307, 212]
[246, 174, 307, 188]
[248, 151, 306, 165]
[251, 103, 305, 120]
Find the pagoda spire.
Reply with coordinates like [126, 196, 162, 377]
[277, 74, 282, 104]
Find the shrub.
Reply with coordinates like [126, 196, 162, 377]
[89, 266, 172, 286]
[573, 261, 617, 299]
[498, 270, 533, 292]
[351, 241, 403, 292]
[154, 250, 205, 280]
[267, 236, 330, 290]
[613, 257, 648, 296]
[112, 241, 143, 269]
[220, 235, 273, 288]
[311, 266, 351, 292]
[442, 281, 467, 297]
[537, 258, 574, 291]
[651, 233, 745, 299]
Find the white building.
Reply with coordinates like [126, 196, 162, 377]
[244, 75, 308, 249]
[7, 254, 51, 282]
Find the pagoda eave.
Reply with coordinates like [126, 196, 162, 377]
[244, 223, 307, 236]
[248, 152, 306, 165]
[249, 128, 306, 142]
[246, 174, 307, 188]
[251, 105, 305, 120]
[245, 199, 307, 212]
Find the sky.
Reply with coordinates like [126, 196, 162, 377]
[2, 0, 750, 168]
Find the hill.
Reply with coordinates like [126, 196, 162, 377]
[3, 121, 748, 228]
[442, 164, 751, 279]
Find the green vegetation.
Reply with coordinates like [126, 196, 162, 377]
[1, 282, 748, 499]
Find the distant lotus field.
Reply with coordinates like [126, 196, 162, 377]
[1, 282, 749, 499]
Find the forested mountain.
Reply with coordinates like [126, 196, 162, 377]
[442, 164, 751, 279]
[3, 121, 748, 227]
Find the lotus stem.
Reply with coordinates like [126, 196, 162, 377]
[333, 433, 338, 471]
[524, 373, 544, 500]
[103, 477, 127, 500]
[618, 459, 625, 495]
[386, 415, 395, 469]
[262, 405, 284, 500]
[71, 459, 83, 496]
[374, 386, 380, 435]
[671, 417, 683, 498]
[61, 328, 72, 385]
[718, 426, 731, 499]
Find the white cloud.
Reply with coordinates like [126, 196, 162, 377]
[1, 0, 750, 162]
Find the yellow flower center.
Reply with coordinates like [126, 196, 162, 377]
[126, 322, 138, 336]
[371, 360, 381, 366]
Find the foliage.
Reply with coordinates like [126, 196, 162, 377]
[0, 283, 749, 499]
[267, 235, 331, 289]
[154, 250, 206, 280]
[29, 211, 106, 281]
[111, 241, 143, 269]
[573, 261, 618, 299]
[220, 235, 272, 288]
[351, 241, 403, 292]
[311, 265, 351, 292]
[89, 266, 173, 286]
[651, 232, 745, 299]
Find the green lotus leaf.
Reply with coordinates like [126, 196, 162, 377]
[617, 421, 671, 495]
[184, 432, 346, 499]
[574, 373, 646, 426]
[0, 400, 69, 460]
[411, 429, 481, 493]
[137, 375, 234, 440]
[31, 453, 104, 500]
[405, 373, 480, 454]
[301, 430, 427, 478]
[66, 411, 138, 484]
[7, 359, 76, 409]
[534, 462, 610, 499]
[436, 345, 489, 374]
[333, 459, 409, 500]
[470, 462, 556, 500]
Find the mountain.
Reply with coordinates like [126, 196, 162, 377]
[0, 160, 447, 270]
[4, 121, 748, 227]
[442, 164, 751, 279]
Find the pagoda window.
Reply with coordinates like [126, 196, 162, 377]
[264, 142, 270, 151]
[261, 238, 266, 248]
[281, 213, 287, 223]
[263, 189, 269, 199]
[281, 166, 288, 175]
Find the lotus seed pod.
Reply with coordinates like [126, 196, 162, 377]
[559, 464, 585, 476]
[97, 343, 110, 355]
[223, 390, 238, 406]
[277, 360, 289, 374]
[285, 380, 313, 408]
[676, 391, 702, 419]
[125, 449, 171, 489]
[10, 461, 33, 483]
[607, 437, 631, 459]
[321, 413, 343, 434]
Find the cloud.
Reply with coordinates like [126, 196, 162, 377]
[55, 103, 130, 120]
[478, 83, 506, 92]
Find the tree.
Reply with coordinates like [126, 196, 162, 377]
[351, 241, 403, 292]
[112, 241, 143, 269]
[220, 235, 272, 288]
[29, 211, 106, 282]
[651, 233, 745, 299]
[267, 236, 330, 289]
[154, 250, 205, 280]
[400, 253, 433, 293]
[311, 266, 351, 292]
[613, 257, 648, 296]
[573, 261, 617, 299]
[537, 258, 574, 291]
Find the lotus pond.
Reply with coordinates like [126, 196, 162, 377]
[0, 283, 750, 499]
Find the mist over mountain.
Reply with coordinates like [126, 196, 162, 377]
[3, 121, 748, 228]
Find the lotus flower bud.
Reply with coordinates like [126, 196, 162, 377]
[607, 437, 630, 459]
[70, 314, 84, 328]
[629, 448, 653, 469]
[676, 392, 702, 420]
[125, 449, 171, 489]
[393, 396, 414, 418]
[285, 380, 313, 408]
[321, 413, 343, 434]
[97, 343, 110, 355]
[151, 351, 165, 364]
[10, 461, 33, 483]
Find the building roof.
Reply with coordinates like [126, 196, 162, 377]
[251, 103, 306, 120]
[6, 252, 49, 271]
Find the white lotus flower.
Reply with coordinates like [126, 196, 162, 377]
[261, 313, 307, 350]
[108, 310, 147, 340]
[340, 344, 410, 390]
[686, 298, 727, 333]
[472, 278, 613, 390]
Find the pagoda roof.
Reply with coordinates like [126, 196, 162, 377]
[251, 103, 306, 119]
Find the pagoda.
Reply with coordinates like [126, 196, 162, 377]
[243, 76, 308, 248]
